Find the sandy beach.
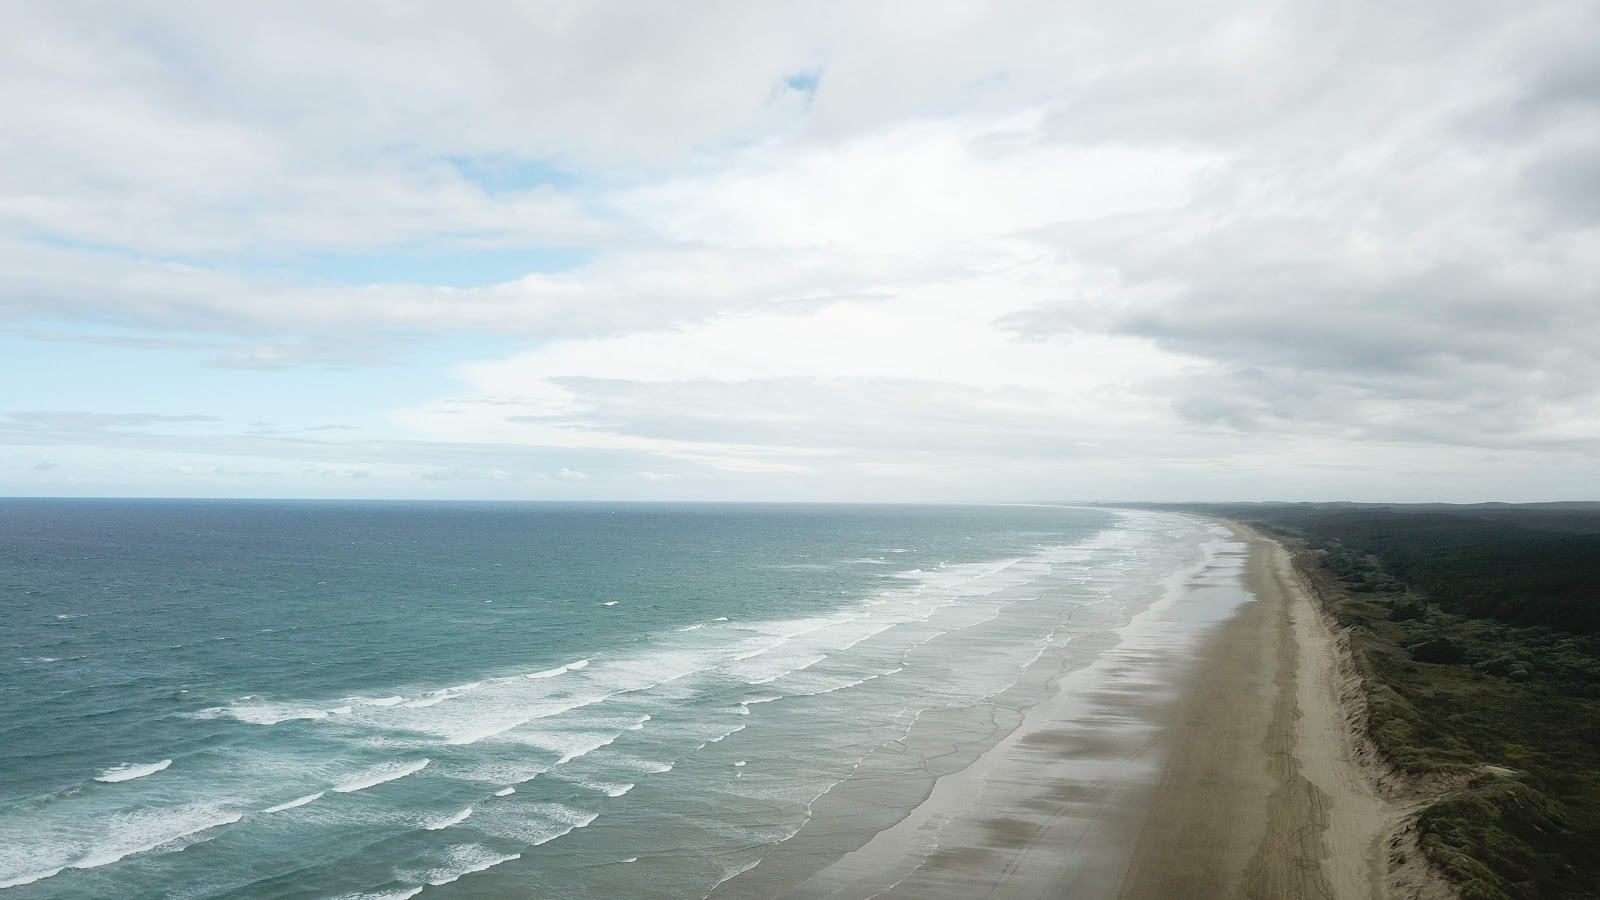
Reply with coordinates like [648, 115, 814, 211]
[716, 520, 1401, 900]
[1120, 524, 1396, 900]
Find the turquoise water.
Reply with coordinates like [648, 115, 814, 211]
[0, 501, 1204, 898]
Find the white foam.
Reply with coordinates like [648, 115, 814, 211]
[709, 857, 764, 892]
[225, 703, 332, 725]
[494, 787, 515, 797]
[711, 724, 747, 744]
[430, 853, 519, 886]
[407, 845, 522, 887]
[532, 730, 624, 766]
[602, 601, 618, 606]
[691, 721, 749, 751]
[424, 806, 474, 830]
[409, 648, 712, 747]
[72, 804, 241, 873]
[334, 889, 423, 900]
[834, 619, 900, 650]
[403, 695, 447, 708]
[610, 756, 675, 774]
[524, 656, 590, 681]
[718, 608, 901, 687]
[332, 758, 430, 793]
[94, 759, 171, 783]
[0, 867, 63, 889]
[440, 692, 619, 746]
[745, 653, 828, 685]
[262, 791, 324, 813]
[447, 760, 547, 787]
[364, 696, 405, 707]
[577, 780, 635, 798]
[479, 803, 599, 847]
[794, 667, 904, 697]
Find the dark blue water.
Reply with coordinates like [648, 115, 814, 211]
[0, 500, 1201, 898]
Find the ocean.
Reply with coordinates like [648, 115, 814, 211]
[0, 500, 1224, 898]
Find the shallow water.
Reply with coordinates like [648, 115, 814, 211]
[0, 500, 1211, 898]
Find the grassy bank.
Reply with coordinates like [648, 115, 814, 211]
[1120, 503, 1600, 900]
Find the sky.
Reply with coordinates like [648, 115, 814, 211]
[2, 0, 1597, 502]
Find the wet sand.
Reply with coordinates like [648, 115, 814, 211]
[717, 520, 1396, 900]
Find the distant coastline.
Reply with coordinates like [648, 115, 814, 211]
[721, 512, 1460, 899]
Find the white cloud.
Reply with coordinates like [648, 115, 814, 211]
[618, 115, 1214, 251]
[3, 0, 1598, 500]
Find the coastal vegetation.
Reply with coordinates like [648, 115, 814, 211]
[1128, 502, 1600, 900]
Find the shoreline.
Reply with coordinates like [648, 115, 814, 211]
[720, 517, 1412, 899]
[715, 515, 1258, 899]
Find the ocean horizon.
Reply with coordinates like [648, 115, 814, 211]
[1, 500, 1228, 898]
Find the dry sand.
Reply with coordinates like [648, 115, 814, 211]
[720, 520, 1419, 900]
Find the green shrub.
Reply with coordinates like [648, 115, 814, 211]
[1392, 595, 1430, 621]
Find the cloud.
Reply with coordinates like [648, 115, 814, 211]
[3, 0, 1598, 500]
[0, 239, 984, 349]
[5, 411, 222, 432]
[202, 338, 403, 370]
[618, 116, 1212, 251]
[989, 0, 1600, 459]
[0, 411, 715, 486]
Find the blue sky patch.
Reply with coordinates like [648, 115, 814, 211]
[448, 156, 584, 194]
[288, 244, 592, 288]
